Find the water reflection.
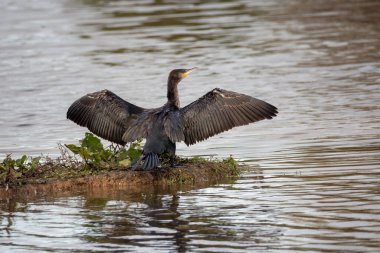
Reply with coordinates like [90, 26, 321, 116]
[1, 161, 380, 251]
[1, 168, 284, 252]
[80, 194, 192, 252]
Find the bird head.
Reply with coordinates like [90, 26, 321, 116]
[168, 67, 197, 84]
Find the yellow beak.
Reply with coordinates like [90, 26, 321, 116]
[183, 67, 198, 78]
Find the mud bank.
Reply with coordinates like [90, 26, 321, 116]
[0, 160, 243, 199]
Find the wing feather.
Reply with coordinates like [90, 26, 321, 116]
[67, 89, 146, 145]
[181, 88, 278, 146]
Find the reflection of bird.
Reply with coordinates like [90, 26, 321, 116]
[67, 68, 278, 170]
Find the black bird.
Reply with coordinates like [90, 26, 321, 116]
[67, 68, 278, 170]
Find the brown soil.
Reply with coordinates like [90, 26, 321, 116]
[0, 160, 241, 199]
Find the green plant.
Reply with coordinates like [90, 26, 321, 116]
[0, 154, 27, 171]
[0, 154, 42, 185]
[29, 157, 41, 171]
[15, 155, 28, 170]
[222, 155, 239, 176]
[127, 138, 143, 161]
[65, 132, 107, 167]
[65, 132, 142, 168]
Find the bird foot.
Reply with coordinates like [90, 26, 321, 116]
[131, 155, 145, 171]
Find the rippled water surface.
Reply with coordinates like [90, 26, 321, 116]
[1, 0, 380, 252]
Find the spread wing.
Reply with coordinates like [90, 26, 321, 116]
[67, 89, 146, 145]
[180, 88, 278, 146]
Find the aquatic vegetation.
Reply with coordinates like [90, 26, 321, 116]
[0, 132, 240, 188]
[0, 133, 142, 186]
[64, 132, 142, 169]
[222, 155, 239, 176]
[0, 154, 42, 186]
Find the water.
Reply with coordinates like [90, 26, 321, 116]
[1, 0, 380, 252]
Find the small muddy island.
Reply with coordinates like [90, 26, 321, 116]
[0, 158, 242, 198]
[1, 133, 242, 199]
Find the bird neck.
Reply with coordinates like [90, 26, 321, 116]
[167, 78, 180, 107]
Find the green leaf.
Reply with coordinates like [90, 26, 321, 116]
[81, 133, 103, 152]
[128, 145, 142, 161]
[91, 153, 101, 164]
[29, 157, 41, 170]
[16, 155, 27, 166]
[0, 164, 6, 172]
[65, 144, 81, 155]
[126, 140, 143, 161]
[100, 150, 112, 161]
[78, 148, 91, 161]
[115, 149, 129, 161]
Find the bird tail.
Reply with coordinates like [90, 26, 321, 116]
[142, 153, 160, 170]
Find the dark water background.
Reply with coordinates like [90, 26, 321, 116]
[1, 0, 380, 252]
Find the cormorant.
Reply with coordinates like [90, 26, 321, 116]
[67, 68, 278, 170]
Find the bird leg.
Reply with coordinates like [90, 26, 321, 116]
[131, 155, 145, 171]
